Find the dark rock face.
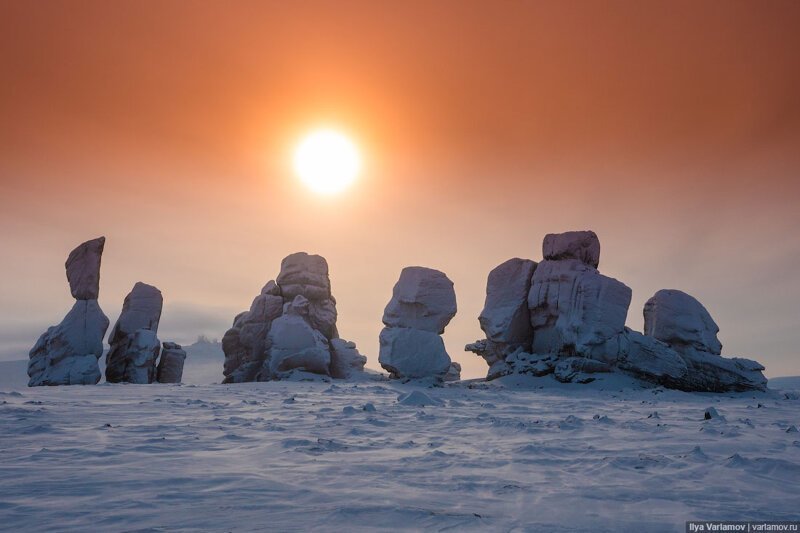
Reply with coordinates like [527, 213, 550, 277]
[222, 252, 366, 383]
[466, 230, 767, 392]
[542, 230, 600, 269]
[106, 283, 164, 384]
[28, 237, 110, 387]
[65, 236, 105, 300]
[378, 267, 457, 380]
[157, 342, 187, 383]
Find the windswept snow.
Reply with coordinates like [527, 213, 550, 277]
[1, 376, 798, 531]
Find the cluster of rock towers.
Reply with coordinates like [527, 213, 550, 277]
[465, 230, 767, 392]
[29, 231, 767, 392]
[27, 237, 186, 386]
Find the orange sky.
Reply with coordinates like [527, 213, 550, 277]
[2, 0, 799, 378]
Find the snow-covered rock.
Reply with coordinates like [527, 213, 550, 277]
[528, 259, 631, 359]
[222, 253, 366, 382]
[378, 327, 451, 379]
[642, 289, 766, 392]
[553, 357, 612, 384]
[468, 258, 537, 365]
[614, 329, 688, 385]
[28, 300, 109, 386]
[329, 338, 367, 379]
[644, 289, 722, 355]
[382, 266, 457, 334]
[379, 267, 457, 380]
[106, 283, 163, 384]
[275, 252, 332, 301]
[444, 361, 462, 382]
[126, 329, 161, 384]
[266, 297, 331, 377]
[107, 282, 163, 346]
[397, 390, 444, 407]
[65, 236, 105, 300]
[157, 342, 187, 383]
[542, 230, 600, 268]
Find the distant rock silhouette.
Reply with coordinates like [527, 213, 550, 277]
[222, 252, 366, 382]
[379, 266, 459, 380]
[28, 237, 110, 386]
[106, 282, 164, 384]
[467, 230, 766, 392]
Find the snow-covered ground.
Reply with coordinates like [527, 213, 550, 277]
[1, 373, 798, 531]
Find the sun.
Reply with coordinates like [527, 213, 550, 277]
[293, 129, 361, 194]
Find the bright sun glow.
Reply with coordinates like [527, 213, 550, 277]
[293, 129, 361, 194]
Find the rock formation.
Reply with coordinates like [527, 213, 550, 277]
[379, 267, 459, 380]
[222, 252, 366, 382]
[156, 342, 187, 383]
[466, 230, 767, 392]
[28, 237, 110, 386]
[105, 282, 164, 384]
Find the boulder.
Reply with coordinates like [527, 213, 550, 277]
[528, 259, 631, 358]
[470, 258, 536, 364]
[266, 312, 331, 377]
[613, 329, 688, 385]
[643, 289, 722, 355]
[542, 230, 600, 268]
[444, 361, 462, 382]
[642, 289, 766, 392]
[65, 236, 105, 300]
[330, 338, 367, 379]
[106, 328, 161, 384]
[28, 300, 109, 386]
[108, 282, 163, 346]
[378, 327, 451, 379]
[157, 342, 187, 383]
[276, 252, 331, 301]
[383, 266, 457, 334]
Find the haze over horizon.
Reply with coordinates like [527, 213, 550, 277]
[2, 0, 799, 378]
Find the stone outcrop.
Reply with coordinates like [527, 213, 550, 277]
[643, 290, 766, 392]
[468, 258, 537, 368]
[105, 283, 164, 384]
[222, 252, 366, 382]
[156, 342, 187, 383]
[28, 300, 109, 386]
[466, 230, 767, 392]
[379, 267, 457, 380]
[28, 237, 110, 386]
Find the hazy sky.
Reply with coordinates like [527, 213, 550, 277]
[2, 0, 799, 378]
